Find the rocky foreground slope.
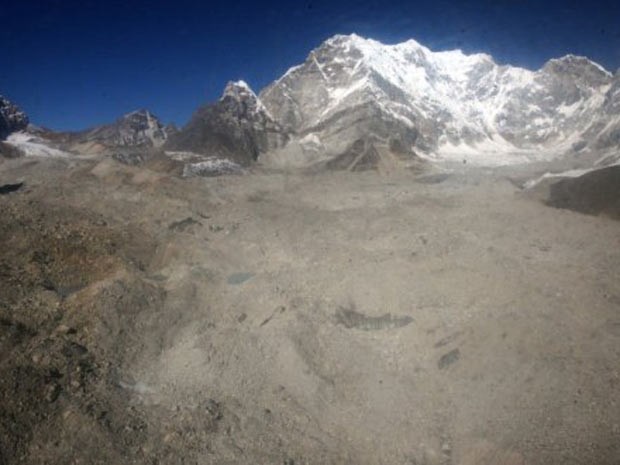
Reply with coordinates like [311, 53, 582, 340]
[1, 154, 620, 464]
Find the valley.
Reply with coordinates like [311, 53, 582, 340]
[1, 32, 620, 464]
[1, 153, 619, 464]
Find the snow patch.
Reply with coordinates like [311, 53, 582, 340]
[428, 135, 544, 166]
[182, 158, 244, 177]
[5, 132, 72, 158]
[299, 133, 324, 154]
[557, 101, 580, 117]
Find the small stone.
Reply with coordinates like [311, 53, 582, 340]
[438, 348, 460, 369]
[55, 324, 73, 334]
[46, 383, 61, 402]
[227, 272, 254, 285]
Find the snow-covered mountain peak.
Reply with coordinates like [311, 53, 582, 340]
[326, 33, 427, 54]
[542, 55, 612, 89]
[221, 80, 271, 119]
[222, 80, 257, 100]
[259, 33, 620, 165]
[318, 33, 495, 77]
[262, 34, 525, 137]
[124, 108, 154, 119]
[432, 49, 494, 76]
[222, 80, 273, 115]
[545, 54, 610, 74]
[5, 33, 617, 169]
[164, 80, 288, 165]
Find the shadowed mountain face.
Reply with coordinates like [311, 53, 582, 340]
[0, 96, 29, 140]
[164, 81, 289, 166]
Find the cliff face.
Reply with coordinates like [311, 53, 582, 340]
[0, 96, 29, 140]
[165, 81, 289, 165]
[259, 34, 618, 165]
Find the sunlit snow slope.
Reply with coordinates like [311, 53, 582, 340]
[260, 34, 618, 165]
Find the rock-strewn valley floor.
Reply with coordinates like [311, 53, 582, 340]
[1, 155, 619, 464]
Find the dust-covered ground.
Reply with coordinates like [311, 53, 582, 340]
[1, 155, 619, 465]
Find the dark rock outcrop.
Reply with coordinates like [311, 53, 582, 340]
[0, 96, 29, 140]
[546, 165, 620, 220]
[0, 141, 26, 158]
[325, 138, 382, 171]
[165, 81, 288, 166]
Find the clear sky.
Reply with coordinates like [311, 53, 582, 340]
[1, 0, 618, 130]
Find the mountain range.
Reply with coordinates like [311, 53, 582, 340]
[2, 33, 619, 171]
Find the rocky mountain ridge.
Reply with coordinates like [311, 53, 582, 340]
[71, 109, 169, 148]
[259, 34, 619, 166]
[164, 80, 289, 166]
[2, 34, 620, 169]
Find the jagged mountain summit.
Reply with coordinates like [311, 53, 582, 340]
[1, 106, 171, 160]
[2, 34, 619, 171]
[74, 109, 169, 148]
[165, 80, 288, 166]
[259, 34, 618, 166]
[0, 96, 29, 140]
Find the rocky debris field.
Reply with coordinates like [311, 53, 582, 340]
[0, 154, 619, 464]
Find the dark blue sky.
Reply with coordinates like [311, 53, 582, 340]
[1, 0, 618, 130]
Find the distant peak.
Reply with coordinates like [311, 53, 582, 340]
[326, 33, 365, 43]
[222, 80, 257, 100]
[325, 33, 393, 48]
[124, 109, 151, 118]
[232, 80, 252, 90]
[326, 33, 419, 48]
[220, 80, 272, 117]
[321, 33, 496, 64]
[119, 109, 164, 128]
[553, 54, 592, 62]
[544, 54, 611, 77]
